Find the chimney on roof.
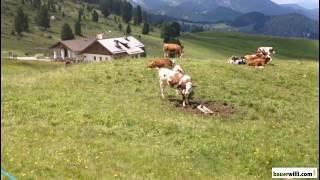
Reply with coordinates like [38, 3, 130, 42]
[96, 33, 104, 40]
[114, 40, 121, 48]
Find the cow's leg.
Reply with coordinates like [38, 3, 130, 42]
[176, 89, 180, 96]
[159, 79, 166, 99]
[182, 96, 186, 107]
[179, 51, 183, 58]
[164, 51, 168, 58]
[182, 94, 188, 107]
[185, 95, 190, 106]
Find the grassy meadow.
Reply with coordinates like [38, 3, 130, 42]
[1, 0, 319, 179]
[1, 46, 319, 179]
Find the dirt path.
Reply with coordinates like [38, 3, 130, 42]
[16, 57, 52, 62]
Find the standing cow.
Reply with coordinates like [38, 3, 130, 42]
[163, 43, 184, 58]
[158, 68, 193, 107]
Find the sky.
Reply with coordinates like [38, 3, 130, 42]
[271, 0, 319, 9]
[271, 0, 316, 4]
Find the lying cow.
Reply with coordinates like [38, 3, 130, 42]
[257, 47, 275, 63]
[147, 58, 174, 69]
[158, 68, 193, 107]
[246, 56, 271, 68]
[228, 56, 246, 65]
[163, 43, 184, 58]
[243, 52, 265, 61]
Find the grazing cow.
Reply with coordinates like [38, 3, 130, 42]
[257, 47, 275, 63]
[147, 58, 174, 69]
[158, 68, 193, 107]
[163, 43, 184, 58]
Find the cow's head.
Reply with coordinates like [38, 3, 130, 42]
[269, 48, 275, 54]
[173, 64, 184, 74]
[265, 57, 271, 64]
[147, 61, 155, 68]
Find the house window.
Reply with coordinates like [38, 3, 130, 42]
[105, 57, 108, 61]
[99, 57, 102, 61]
[94, 56, 96, 61]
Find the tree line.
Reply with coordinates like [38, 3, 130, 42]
[14, 0, 152, 39]
[14, 0, 59, 35]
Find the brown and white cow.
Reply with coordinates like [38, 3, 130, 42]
[243, 52, 265, 61]
[246, 56, 271, 68]
[243, 51, 271, 68]
[163, 43, 184, 58]
[147, 58, 174, 69]
[257, 47, 275, 63]
[158, 68, 193, 107]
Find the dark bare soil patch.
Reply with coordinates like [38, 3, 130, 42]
[168, 98, 237, 117]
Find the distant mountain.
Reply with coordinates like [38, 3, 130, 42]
[228, 12, 270, 29]
[280, 4, 319, 20]
[129, 0, 166, 10]
[151, 5, 242, 22]
[198, 6, 243, 22]
[228, 12, 319, 39]
[259, 13, 319, 39]
[130, 0, 319, 21]
[309, 8, 319, 20]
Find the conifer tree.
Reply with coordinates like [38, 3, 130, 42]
[36, 5, 50, 29]
[142, 23, 149, 35]
[74, 20, 81, 36]
[61, 23, 75, 40]
[92, 10, 99, 22]
[136, 5, 142, 25]
[14, 7, 25, 35]
[125, 23, 131, 35]
[118, 23, 122, 31]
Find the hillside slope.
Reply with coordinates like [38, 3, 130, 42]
[0, 0, 161, 56]
[180, 32, 319, 60]
[1, 57, 319, 179]
[1, 1, 319, 179]
[227, 12, 319, 39]
[260, 13, 319, 39]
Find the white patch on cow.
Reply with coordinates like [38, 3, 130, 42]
[173, 64, 184, 74]
[157, 67, 193, 106]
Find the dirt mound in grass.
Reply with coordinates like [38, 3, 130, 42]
[168, 98, 236, 117]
